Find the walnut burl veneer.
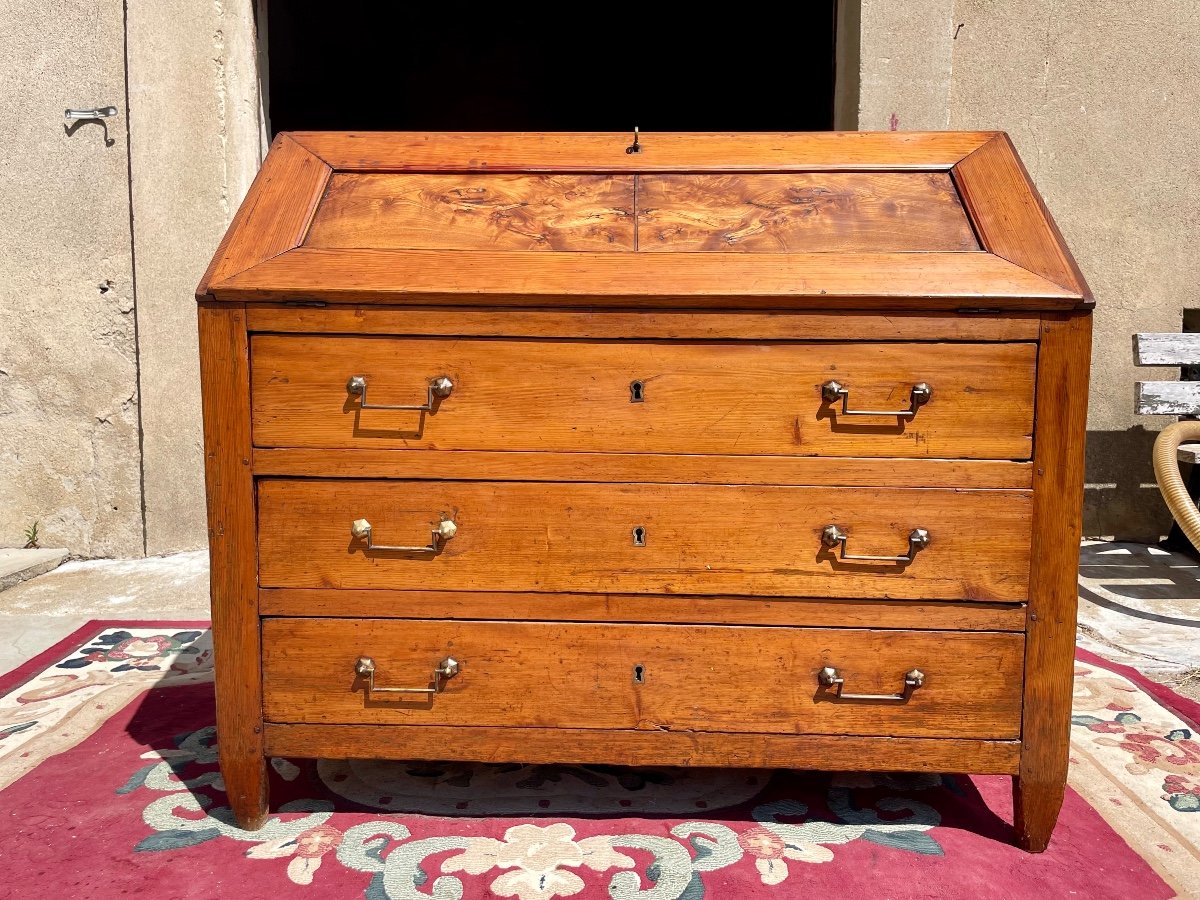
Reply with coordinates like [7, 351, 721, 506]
[198, 132, 1091, 851]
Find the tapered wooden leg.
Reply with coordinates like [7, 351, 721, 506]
[222, 752, 269, 830]
[200, 303, 268, 831]
[1015, 314, 1092, 853]
[1013, 774, 1065, 853]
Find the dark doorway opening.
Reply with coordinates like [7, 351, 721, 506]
[264, 4, 838, 135]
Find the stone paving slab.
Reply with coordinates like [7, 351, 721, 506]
[0, 550, 208, 618]
[0, 548, 69, 592]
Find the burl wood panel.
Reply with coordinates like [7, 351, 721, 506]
[639, 173, 979, 253]
[250, 336, 1036, 460]
[304, 173, 635, 252]
[257, 480, 1033, 601]
[262, 619, 1024, 739]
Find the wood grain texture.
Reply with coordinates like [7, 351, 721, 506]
[197, 303, 266, 829]
[257, 480, 1033, 601]
[251, 336, 1037, 459]
[1133, 332, 1200, 366]
[245, 306, 1043, 342]
[953, 135, 1091, 303]
[209, 247, 1082, 308]
[1135, 381, 1198, 415]
[287, 131, 1000, 172]
[1015, 311, 1093, 852]
[251, 449, 1034, 490]
[262, 619, 1025, 738]
[197, 135, 330, 295]
[264, 724, 1022, 773]
[305, 174, 635, 252]
[259, 589, 1027, 631]
[639, 173, 978, 253]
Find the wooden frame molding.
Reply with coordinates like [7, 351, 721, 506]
[195, 133, 1092, 311]
[264, 725, 1022, 774]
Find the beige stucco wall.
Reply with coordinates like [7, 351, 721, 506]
[0, 2, 143, 557]
[854, 0, 1200, 539]
[2, 1, 262, 558]
[125, 0, 264, 555]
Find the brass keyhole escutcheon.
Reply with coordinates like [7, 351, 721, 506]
[632, 525, 647, 546]
[633, 664, 646, 684]
[630, 380, 645, 403]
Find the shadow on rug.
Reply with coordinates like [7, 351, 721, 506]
[0, 622, 1195, 898]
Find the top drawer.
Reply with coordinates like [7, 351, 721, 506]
[250, 335, 1035, 459]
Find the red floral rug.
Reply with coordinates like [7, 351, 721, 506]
[1, 622, 1196, 898]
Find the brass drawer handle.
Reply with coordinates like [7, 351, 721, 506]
[822, 525, 929, 563]
[347, 374, 454, 411]
[355, 656, 459, 695]
[818, 666, 925, 701]
[821, 380, 931, 417]
[351, 517, 457, 553]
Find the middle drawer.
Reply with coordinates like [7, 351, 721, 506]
[250, 335, 1036, 459]
[258, 480, 1032, 601]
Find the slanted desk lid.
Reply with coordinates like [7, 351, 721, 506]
[197, 132, 1091, 310]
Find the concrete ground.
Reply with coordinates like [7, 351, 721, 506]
[0, 550, 208, 673]
[1, 543, 1199, 699]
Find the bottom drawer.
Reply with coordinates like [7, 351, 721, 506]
[262, 619, 1023, 739]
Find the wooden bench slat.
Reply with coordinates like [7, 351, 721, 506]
[1133, 333, 1200, 366]
[1136, 380, 1199, 414]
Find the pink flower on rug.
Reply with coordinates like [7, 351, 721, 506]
[1163, 774, 1200, 797]
[106, 637, 174, 660]
[737, 825, 833, 885]
[247, 823, 343, 885]
[442, 823, 634, 900]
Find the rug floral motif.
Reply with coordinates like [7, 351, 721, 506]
[0, 624, 1195, 898]
[126, 724, 944, 897]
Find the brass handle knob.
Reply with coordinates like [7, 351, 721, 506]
[351, 517, 457, 553]
[355, 656, 459, 695]
[821, 525, 929, 563]
[347, 374, 453, 411]
[818, 666, 924, 701]
[821, 380, 931, 417]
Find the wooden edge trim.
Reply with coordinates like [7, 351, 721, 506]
[250, 450, 1035, 490]
[286, 131, 1002, 172]
[243, 305, 1044, 341]
[199, 135, 332, 297]
[1016, 311, 1092, 845]
[257, 589, 1027, 631]
[952, 135, 1092, 306]
[263, 724, 1022, 773]
[197, 302, 267, 825]
[209, 248, 1081, 307]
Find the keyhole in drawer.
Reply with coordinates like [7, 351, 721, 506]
[630, 380, 645, 403]
[633, 664, 646, 684]
[632, 525, 647, 546]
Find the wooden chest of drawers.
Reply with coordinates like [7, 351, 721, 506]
[197, 132, 1092, 852]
